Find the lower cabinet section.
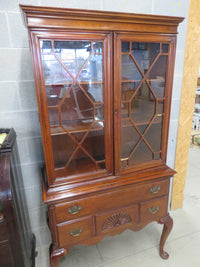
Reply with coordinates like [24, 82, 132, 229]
[53, 185, 168, 248]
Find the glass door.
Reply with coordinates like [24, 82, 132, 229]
[115, 34, 174, 173]
[39, 33, 113, 181]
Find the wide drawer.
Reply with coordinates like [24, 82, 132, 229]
[140, 196, 168, 223]
[54, 179, 169, 223]
[57, 216, 93, 247]
[96, 205, 139, 235]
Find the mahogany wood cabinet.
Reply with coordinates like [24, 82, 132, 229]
[20, 5, 183, 266]
[0, 129, 36, 267]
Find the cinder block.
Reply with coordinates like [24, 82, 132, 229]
[0, 110, 41, 139]
[18, 81, 38, 110]
[40, 0, 90, 9]
[0, 82, 20, 111]
[17, 137, 44, 164]
[8, 12, 29, 48]
[21, 162, 42, 188]
[24, 185, 43, 209]
[0, 0, 19, 11]
[0, 48, 34, 81]
[0, 13, 11, 47]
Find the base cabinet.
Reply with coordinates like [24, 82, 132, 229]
[20, 5, 183, 267]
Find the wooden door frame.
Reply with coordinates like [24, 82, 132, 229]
[171, 0, 200, 209]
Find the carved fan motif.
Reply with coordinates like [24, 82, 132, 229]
[102, 212, 132, 231]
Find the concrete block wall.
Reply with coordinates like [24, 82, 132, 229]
[0, 0, 190, 265]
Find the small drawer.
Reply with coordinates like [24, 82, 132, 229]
[143, 180, 169, 200]
[96, 205, 139, 235]
[57, 216, 93, 247]
[0, 221, 8, 243]
[140, 196, 168, 223]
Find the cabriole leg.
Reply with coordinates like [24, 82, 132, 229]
[159, 213, 173, 259]
[50, 244, 67, 267]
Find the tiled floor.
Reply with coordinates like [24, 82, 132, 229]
[37, 145, 200, 267]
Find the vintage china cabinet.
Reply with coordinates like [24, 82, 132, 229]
[20, 5, 183, 266]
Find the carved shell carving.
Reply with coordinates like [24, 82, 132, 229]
[102, 212, 132, 231]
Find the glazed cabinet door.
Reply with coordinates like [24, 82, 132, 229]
[114, 33, 176, 174]
[31, 32, 113, 185]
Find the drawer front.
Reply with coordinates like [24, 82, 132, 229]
[140, 196, 168, 223]
[54, 179, 169, 223]
[57, 216, 93, 247]
[96, 205, 139, 235]
[0, 221, 8, 243]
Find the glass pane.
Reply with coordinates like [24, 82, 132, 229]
[148, 55, 168, 97]
[162, 43, 169, 53]
[121, 42, 130, 52]
[81, 83, 103, 103]
[54, 41, 91, 77]
[129, 140, 153, 165]
[132, 42, 160, 73]
[51, 133, 77, 168]
[93, 42, 103, 53]
[121, 103, 129, 119]
[121, 55, 142, 81]
[121, 121, 140, 159]
[121, 82, 139, 101]
[120, 41, 168, 167]
[48, 108, 59, 126]
[60, 85, 94, 132]
[145, 116, 163, 151]
[131, 81, 156, 124]
[40, 39, 106, 176]
[66, 149, 97, 175]
[82, 129, 105, 161]
[46, 85, 70, 106]
[78, 55, 103, 82]
[41, 54, 73, 84]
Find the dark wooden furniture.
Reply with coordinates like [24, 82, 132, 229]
[0, 129, 36, 267]
[20, 5, 183, 267]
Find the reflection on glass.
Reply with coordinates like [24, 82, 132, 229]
[78, 55, 103, 82]
[93, 42, 103, 53]
[41, 54, 73, 84]
[54, 41, 91, 77]
[46, 85, 70, 106]
[81, 83, 103, 103]
[121, 55, 142, 81]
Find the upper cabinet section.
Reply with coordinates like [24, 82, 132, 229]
[21, 5, 183, 186]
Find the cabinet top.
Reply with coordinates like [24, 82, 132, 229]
[20, 5, 184, 34]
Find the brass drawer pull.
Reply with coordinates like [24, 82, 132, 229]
[149, 206, 159, 214]
[67, 205, 82, 215]
[69, 228, 83, 237]
[150, 185, 160, 194]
